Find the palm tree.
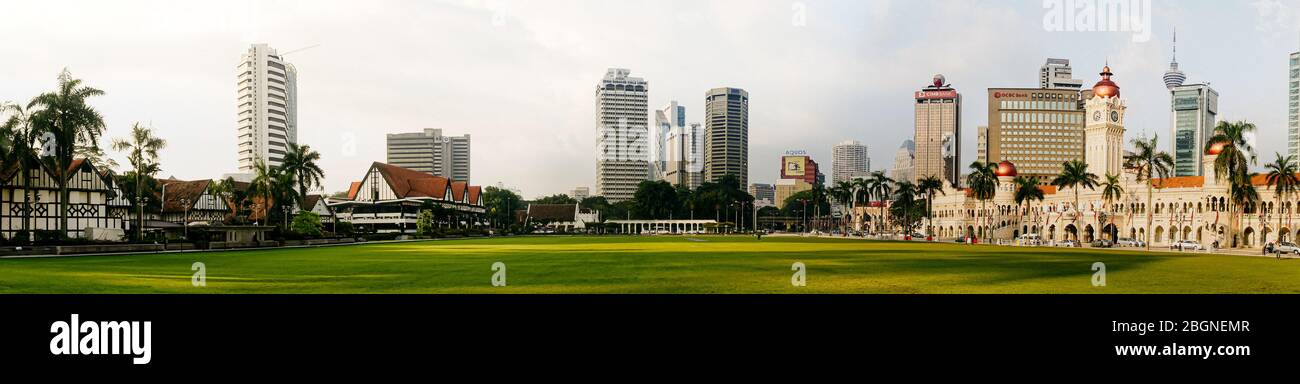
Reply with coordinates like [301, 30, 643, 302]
[916, 175, 945, 238]
[1012, 176, 1044, 238]
[1232, 174, 1262, 247]
[1124, 135, 1173, 250]
[281, 143, 325, 208]
[867, 171, 894, 234]
[892, 181, 918, 233]
[1265, 153, 1300, 248]
[249, 160, 300, 229]
[831, 180, 854, 233]
[852, 176, 871, 231]
[1206, 120, 1258, 247]
[112, 123, 167, 241]
[1100, 173, 1124, 242]
[965, 161, 999, 239]
[1, 102, 41, 243]
[1051, 159, 1099, 241]
[27, 69, 106, 238]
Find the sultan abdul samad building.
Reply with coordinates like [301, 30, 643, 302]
[878, 65, 1289, 249]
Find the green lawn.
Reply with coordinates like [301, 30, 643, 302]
[0, 235, 1297, 293]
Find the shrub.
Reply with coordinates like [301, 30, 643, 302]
[291, 212, 324, 238]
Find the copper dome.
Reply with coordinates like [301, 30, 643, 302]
[1092, 65, 1120, 98]
[1207, 141, 1227, 155]
[995, 161, 1018, 177]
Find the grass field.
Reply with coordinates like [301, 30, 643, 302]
[0, 235, 1297, 293]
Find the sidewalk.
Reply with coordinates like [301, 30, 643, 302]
[786, 232, 1295, 259]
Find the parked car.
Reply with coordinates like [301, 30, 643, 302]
[1017, 234, 1042, 246]
[1170, 240, 1203, 251]
[1090, 239, 1113, 248]
[1115, 238, 1145, 247]
[1056, 240, 1079, 247]
[1275, 242, 1300, 255]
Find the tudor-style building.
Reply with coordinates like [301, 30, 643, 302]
[329, 162, 484, 233]
[0, 157, 126, 240]
[298, 194, 335, 224]
[159, 179, 231, 226]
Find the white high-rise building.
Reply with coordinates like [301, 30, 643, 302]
[1040, 58, 1084, 90]
[595, 68, 650, 202]
[654, 101, 686, 180]
[832, 140, 869, 183]
[237, 44, 297, 172]
[1290, 50, 1300, 158]
[890, 140, 915, 184]
[664, 123, 704, 189]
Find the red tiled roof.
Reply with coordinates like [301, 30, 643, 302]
[1153, 176, 1204, 189]
[365, 162, 480, 204]
[468, 186, 482, 205]
[346, 181, 362, 200]
[159, 179, 212, 213]
[451, 181, 467, 202]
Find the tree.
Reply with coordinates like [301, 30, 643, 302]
[830, 180, 854, 233]
[1012, 176, 1044, 237]
[112, 123, 167, 241]
[281, 143, 325, 205]
[866, 171, 894, 234]
[1, 102, 41, 243]
[1206, 121, 1258, 247]
[535, 194, 578, 205]
[632, 180, 678, 219]
[249, 160, 300, 229]
[1051, 159, 1099, 241]
[28, 69, 106, 238]
[965, 161, 999, 238]
[891, 181, 920, 234]
[1100, 173, 1124, 241]
[916, 175, 945, 237]
[484, 186, 524, 230]
[1265, 153, 1299, 247]
[291, 211, 324, 237]
[1124, 135, 1173, 250]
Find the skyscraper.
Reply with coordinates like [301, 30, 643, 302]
[655, 100, 702, 188]
[1290, 50, 1300, 158]
[595, 68, 650, 202]
[914, 75, 960, 186]
[975, 125, 989, 165]
[1040, 58, 1084, 90]
[986, 88, 1085, 180]
[890, 140, 915, 183]
[704, 87, 749, 187]
[386, 128, 472, 182]
[832, 140, 869, 183]
[653, 101, 685, 179]
[1170, 84, 1217, 176]
[236, 44, 297, 172]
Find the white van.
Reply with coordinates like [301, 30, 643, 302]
[1017, 233, 1042, 246]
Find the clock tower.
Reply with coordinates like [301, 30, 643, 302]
[1085, 65, 1126, 177]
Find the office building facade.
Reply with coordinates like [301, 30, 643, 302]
[385, 128, 472, 183]
[832, 140, 869, 183]
[704, 87, 749, 187]
[986, 88, 1085, 180]
[595, 68, 651, 202]
[236, 44, 297, 172]
[914, 75, 960, 186]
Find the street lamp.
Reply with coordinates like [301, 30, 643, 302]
[180, 197, 190, 240]
[799, 198, 809, 234]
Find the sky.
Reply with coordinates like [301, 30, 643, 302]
[2, 0, 1299, 199]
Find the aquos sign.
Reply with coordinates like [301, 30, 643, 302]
[915, 90, 958, 100]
